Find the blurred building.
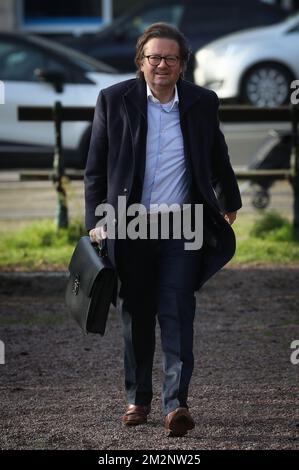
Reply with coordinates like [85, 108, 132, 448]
[0, 0, 17, 30]
[0, 0, 113, 33]
[0, 0, 298, 34]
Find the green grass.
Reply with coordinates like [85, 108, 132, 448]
[0, 219, 86, 270]
[233, 211, 299, 264]
[0, 211, 299, 270]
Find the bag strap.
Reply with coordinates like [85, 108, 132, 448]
[90, 236, 108, 258]
[98, 238, 108, 258]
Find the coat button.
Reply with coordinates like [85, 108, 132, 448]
[123, 188, 128, 193]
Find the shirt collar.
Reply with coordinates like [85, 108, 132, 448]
[146, 83, 179, 110]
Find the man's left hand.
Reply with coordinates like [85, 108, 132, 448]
[223, 211, 237, 225]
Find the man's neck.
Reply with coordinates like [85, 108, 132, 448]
[150, 86, 175, 104]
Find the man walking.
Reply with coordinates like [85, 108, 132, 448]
[85, 23, 242, 437]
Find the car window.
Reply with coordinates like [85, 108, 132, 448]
[120, 5, 184, 39]
[0, 41, 49, 81]
[28, 35, 117, 73]
[0, 39, 80, 83]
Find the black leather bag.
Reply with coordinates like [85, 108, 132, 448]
[65, 236, 116, 335]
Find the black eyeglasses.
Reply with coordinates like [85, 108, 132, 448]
[143, 55, 180, 67]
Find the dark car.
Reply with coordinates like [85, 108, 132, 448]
[53, 0, 287, 81]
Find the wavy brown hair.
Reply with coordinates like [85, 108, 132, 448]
[135, 22, 191, 78]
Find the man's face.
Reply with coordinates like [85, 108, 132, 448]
[140, 37, 183, 91]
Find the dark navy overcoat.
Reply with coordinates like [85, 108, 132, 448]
[85, 78, 242, 303]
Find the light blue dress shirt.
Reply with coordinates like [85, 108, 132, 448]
[140, 83, 191, 213]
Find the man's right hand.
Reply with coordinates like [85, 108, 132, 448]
[89, 226, 107, 243]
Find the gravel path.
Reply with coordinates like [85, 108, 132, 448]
[0, 267, 298, 450]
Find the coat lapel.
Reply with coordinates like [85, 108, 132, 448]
[123, 78, 148, 119]
[177, 80, 207, 193]
[122, 79, 148, 184]
[177, 78, 202, 115]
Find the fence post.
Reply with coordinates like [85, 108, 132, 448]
[291, 104, 299, 232]
[52, 101, 68, 229]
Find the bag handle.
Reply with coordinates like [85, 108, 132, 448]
[91, 238, 108, 258]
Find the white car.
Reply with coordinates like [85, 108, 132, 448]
[194, 13, 299, 107]
[0, 32, 134, 169]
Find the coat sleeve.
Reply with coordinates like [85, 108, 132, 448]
[210, 92, 242, 213]
[84, 91, 108, 231]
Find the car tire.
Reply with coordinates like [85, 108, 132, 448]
[241, 63, 293, 107]
[252, 188, 270, 209]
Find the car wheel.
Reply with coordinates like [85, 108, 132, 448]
[252, 188, 270, 209]
[242, 64, 292, 107]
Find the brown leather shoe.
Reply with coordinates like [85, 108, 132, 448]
[122, 404, 151, 426]
[164, 407, 195, 437]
